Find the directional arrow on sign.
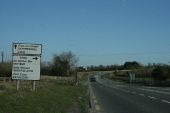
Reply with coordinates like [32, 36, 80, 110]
[32, 57, 38, 60]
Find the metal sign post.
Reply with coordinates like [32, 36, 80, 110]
[1, 51, 3, 63]
[16, 80, 20, 91]
[129, 73, 135, 84]
[12, 43, 42, 91]
[33, 81, 36, 91]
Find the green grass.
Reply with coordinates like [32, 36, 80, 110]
[0, 80, 89, 113]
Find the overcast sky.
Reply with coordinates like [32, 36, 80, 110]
[0, 0, 170, 66]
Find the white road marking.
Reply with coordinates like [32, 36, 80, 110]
[161, 100, 170, 104]
[132, 91, 136, 94]
[127, 90, 130, 93]
[139, 93, 145, 96]
[138, 88, 170, 95]
[119, 89, 125, 92]
[148, 96, 157, 100]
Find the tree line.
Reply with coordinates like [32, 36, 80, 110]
[0, 53, 170, 82]
[78, 61, 170, 82]
[77, 61, 144, 72]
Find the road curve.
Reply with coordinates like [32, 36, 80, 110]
[90, 76, 170, 113]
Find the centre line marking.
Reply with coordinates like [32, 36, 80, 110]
[148, 96, 157, 100]
[132, 92, 136, 94]
[139, 93, 145, 96]
[127, 90, 130, 93]
[161, 100, 170, 104]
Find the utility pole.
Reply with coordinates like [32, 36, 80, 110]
[1, 51, 4, 63]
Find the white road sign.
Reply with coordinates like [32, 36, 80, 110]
[12, 55, 40, 80]
[13, 43, 42, 55]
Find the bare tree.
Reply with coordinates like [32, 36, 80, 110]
[51, 51, 78, 76]
[59, 51, 79, 70]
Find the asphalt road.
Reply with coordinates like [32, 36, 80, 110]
[90, 76, 170, 113]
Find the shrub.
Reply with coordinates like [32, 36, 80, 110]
[0, 62, 12, 77]
[152, 66, 170, 81]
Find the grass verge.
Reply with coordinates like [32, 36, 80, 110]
[0, 79, 89, 113]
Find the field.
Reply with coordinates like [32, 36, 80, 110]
[0, 76, 89, 113]
[104, 70, 170, 86]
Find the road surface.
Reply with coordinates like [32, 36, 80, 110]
[90, 75, 170, 113]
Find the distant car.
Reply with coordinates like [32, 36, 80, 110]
[90, 77, 96, 82]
